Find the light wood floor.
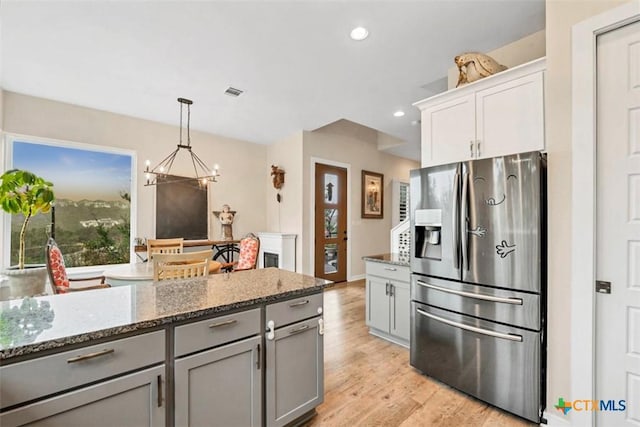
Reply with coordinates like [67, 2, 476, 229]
[305, 281, 535, 427]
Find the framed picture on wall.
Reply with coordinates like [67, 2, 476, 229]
[361, 170, 384, 219]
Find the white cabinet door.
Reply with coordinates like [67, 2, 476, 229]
[0, 365, 165, 427]
[366, 276, 390, 333]
[475, 71, 544, 159]
[174, 335, 262, 427]
[390, 280, 410, 342]
[421, 94, 475, 167]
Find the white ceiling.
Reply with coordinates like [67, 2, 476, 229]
[0, 1, 545, 161]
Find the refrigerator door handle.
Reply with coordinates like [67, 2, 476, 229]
[460, 171, 469, 271]
[416, 308, 523, 342]
[415, 280, 523, 305]
[452, 169, 461, 270]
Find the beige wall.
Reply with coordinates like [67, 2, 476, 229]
[447, 30, 546, 89]
[301, 121, 419, 278]
[0, 89, 4, 131]
[545, 0, 627, 415]
[266, 131, 304, 272]
[1, 91, 267, 250]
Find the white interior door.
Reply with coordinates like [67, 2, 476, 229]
[596, 20, 640, 427]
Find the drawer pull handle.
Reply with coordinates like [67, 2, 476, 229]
[384, 267, 397, 271]
[209, 319, 237, 329]
[416, 308, 522, 342]
[318, 318, 324, 336]
[289, 300, 309, 308]
[66, 348, 115, 363]
[289, 324, 309, 335]
[256, 343, 261, 370]
[157, 375, 163, 407]
[416, 280, 522, 305]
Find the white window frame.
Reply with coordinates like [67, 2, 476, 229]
[1, 133, 138, 273]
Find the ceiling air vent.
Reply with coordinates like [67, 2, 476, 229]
[224, 87, 244, 97]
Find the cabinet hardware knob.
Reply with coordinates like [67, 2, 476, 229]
[266, 320, 275, 340]
[66, 348, 114, 363]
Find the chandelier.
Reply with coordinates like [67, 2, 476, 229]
[144, 97, 220, 186]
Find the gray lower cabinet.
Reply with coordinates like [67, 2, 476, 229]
[365, 262, 410, 347]
[0, 364, 165, 427]
[265, 294, 324, 427]
[174, 335, 262, 427]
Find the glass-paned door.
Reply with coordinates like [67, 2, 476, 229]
[314, 163, 347, 282]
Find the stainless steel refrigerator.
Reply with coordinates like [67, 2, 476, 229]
[409, 151, 546, 423]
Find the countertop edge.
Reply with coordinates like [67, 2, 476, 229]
[362, 253, 410, 267]
[0, 284, 329, 362]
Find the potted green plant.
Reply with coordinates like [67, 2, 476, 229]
[0, 169, 54, 299]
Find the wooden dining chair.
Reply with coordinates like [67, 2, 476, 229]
[153, 250, 213, 281]
[147, 238, 184, 261]
[45, 238, 111, 294]
[220, 233, 260, 273]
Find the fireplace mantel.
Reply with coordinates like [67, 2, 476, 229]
[256, 232, 296, 272]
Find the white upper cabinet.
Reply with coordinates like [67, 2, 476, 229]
[415, 58, 546, 167]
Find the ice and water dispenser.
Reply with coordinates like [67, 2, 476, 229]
[414, 209, 442, 260]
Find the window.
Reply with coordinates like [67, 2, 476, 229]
[4, 136, 135, 267]
[391, 179, 410, 225]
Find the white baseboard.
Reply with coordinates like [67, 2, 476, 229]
[348, 273, 365, 282]
[542, 410, 571, 426]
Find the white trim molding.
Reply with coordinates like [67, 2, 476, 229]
[309, 157, 352, 281]
[542, 410, 572, 427]
[571, 2, 640, 427]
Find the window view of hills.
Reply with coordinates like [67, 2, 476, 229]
[10, 197, 131, 267]
[9, 140, 133, 268]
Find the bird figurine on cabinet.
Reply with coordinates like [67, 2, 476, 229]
[455, 52, 507, 87]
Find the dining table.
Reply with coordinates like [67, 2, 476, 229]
[103, 260, 223, 287]
[103, 262, 154, 287]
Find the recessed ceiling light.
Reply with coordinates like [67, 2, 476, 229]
[350, 27, 369, 41]
[393, 111, 405, 117]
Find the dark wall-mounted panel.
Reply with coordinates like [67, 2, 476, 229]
[155, 175, 208, 240]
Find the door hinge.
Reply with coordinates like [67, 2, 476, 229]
[596, 280, 611, 294]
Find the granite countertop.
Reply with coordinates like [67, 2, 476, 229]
[0, 268, 331, 361]
[362, 253, 410, 267]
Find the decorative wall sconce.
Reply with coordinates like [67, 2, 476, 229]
[271, 165, 285, 202]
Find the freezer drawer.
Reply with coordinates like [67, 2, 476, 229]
[410, 302, 541, 423]
[411, 274, 540, 330]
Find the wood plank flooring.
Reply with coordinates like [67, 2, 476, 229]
[305, 281, 535, 427]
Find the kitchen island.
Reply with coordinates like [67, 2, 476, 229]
[0, 268, 331, 427]
[362, 253, 410, 347]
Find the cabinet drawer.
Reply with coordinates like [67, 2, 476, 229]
[174, 308, 261, 357]
[0, 330, 165, 410]
[266, 293, 323, 329]
[365, 262, 410, 283]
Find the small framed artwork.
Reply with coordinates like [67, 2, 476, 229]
[361, 170, 384, 219]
